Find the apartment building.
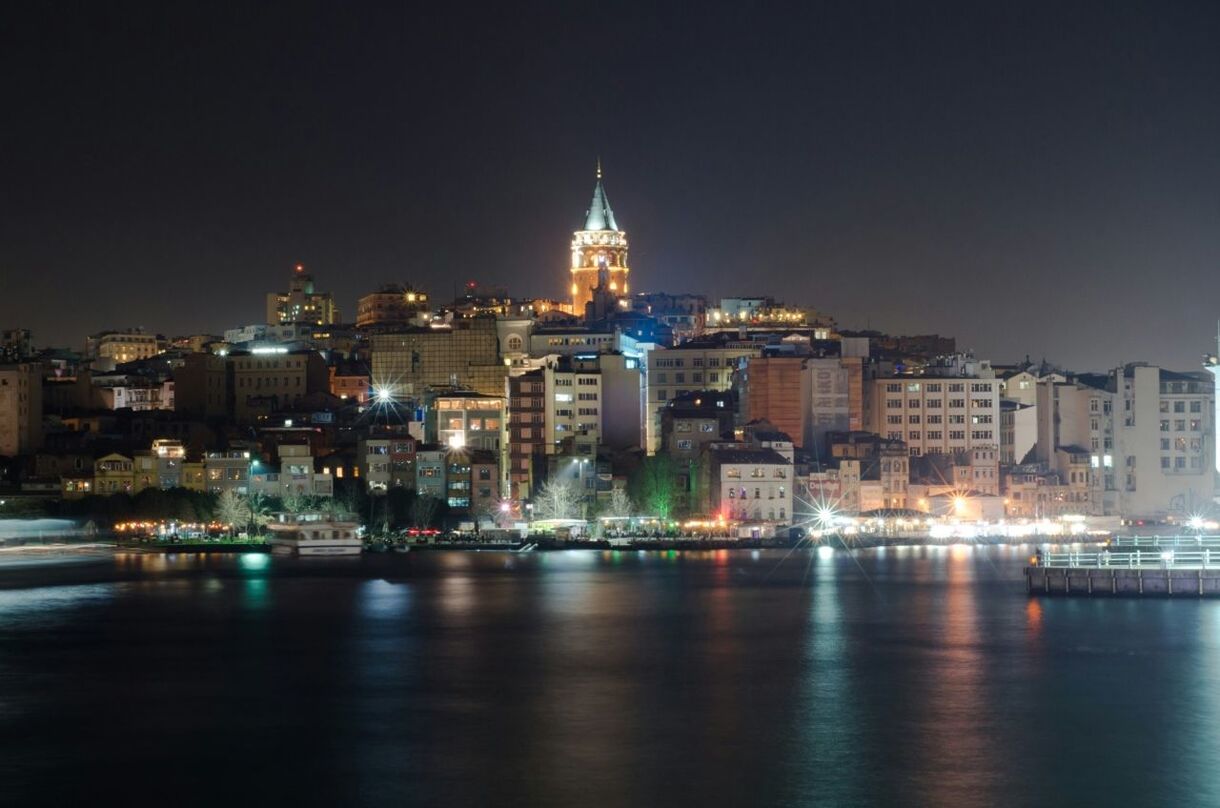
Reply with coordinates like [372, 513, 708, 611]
[869, 360, 1001, 457]
[645, 334, 762, 452]
[506, 370, 546, 501]
[0, 363, 42, 456]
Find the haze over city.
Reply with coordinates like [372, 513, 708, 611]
[4, 2, 1220, 369]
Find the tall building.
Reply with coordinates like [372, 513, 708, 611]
[369, 317, 507, 399]
[542, 356, 602, 457]
[0, 363, 43, 456]
[740, 356, 810, 450]
[266, 265, 340, 326]
[867, 355, 1001, 458]
[506, 370, 546, 501]
[570, 164, 629, 314]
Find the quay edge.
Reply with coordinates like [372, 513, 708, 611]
[1026, 566, 1220, 597]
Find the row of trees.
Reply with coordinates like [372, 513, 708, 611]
[529, 454, 683, 522]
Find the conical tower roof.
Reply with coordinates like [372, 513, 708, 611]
[584, 161, 618, 231]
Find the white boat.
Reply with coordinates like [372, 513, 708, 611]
[266, 512, 363, 557]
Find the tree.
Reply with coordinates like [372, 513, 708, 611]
[215, 490, 250, 538]
[629, 454, 678, 520]
[604, 487, 634, 520]
[322, 495, 356, 520]
[533, 478, 580, 520]
[246, 491, 272, 536]
[411, 494, 440, 528]
[281, 490, 312, 515]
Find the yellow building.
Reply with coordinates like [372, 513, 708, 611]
[356, 284, 429, 328]
[61, 476, 94, 499]
[182, 461, 206, 492]
[570, 163, 629, 315]
[85, 328, 163, 364]
[94, 453, 135, 495]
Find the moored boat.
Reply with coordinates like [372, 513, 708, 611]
[266, 512, 363, 557]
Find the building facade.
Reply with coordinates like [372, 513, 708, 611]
[645, 336, 763, 453]
[0, 363, 42, 456]
[266, 265, 339, 326]
[370, 317, 507, 400]
[700, 447, 793, 524]
[506, 370, 546, 501]
[356, 284, 430, 328]
[870, 373, 1001, 457]
[85, 328, 164, 365]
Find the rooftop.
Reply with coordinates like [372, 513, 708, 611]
[709, 447, 790, 465]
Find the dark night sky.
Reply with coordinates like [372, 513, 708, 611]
[3, 1, 1219, 370]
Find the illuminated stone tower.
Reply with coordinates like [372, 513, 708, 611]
[570, 162, 629, 314]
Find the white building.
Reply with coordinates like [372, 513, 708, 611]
[359, 438, 392, 493]
[543, 358, 602, 457]
[250, 444, 333, 499]
[204, 451, 251, 495]
[701, 446, 793, 524]
[1000, 400, 1038, 465]
[1035, 365, 1215, 518]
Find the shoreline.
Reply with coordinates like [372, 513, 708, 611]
[112, 533, 1094, 554]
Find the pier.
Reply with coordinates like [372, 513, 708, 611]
[1028, 535, 1220, 596]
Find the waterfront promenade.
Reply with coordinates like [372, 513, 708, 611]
[1029, 534, 1220, 597]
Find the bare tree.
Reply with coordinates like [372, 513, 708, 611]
[533, 478, 580, 520]
[605, 487, 634, 520]
[411, 494, 440, 528]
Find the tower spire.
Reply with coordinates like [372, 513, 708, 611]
[584, 165, 618, 231]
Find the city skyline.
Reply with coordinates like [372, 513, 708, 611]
[4, 3, 1220, 370]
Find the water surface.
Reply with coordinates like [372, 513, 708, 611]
[1, 546, 1216, 807]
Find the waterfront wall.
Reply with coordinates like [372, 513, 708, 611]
[1027, 566, 1220, 597]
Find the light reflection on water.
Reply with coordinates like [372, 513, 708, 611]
[2, 548, 1219, 806]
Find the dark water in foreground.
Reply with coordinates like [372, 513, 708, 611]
[1, 546, 1218, 807]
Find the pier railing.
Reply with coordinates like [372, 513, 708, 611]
[1040, 549, 1220, 569]
[1108, 535, 1220, 549]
